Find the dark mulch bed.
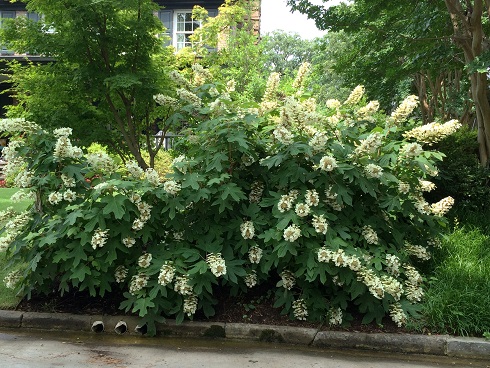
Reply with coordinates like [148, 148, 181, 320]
[15, 284, 414, 335]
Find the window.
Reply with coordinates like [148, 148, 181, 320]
[174, 11, 201, 51]
[158, 9, 218, 50]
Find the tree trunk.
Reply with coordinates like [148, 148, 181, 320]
[445, 0, 490, 166]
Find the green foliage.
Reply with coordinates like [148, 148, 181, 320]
[422, 220, 490, 336]
[0, 65, 456, 335]
[0, 0, 176, 169]
[431, 127, 490, 211]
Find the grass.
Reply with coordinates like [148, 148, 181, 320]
[420, 211, 490, 337]
[0, 188, 32, 309]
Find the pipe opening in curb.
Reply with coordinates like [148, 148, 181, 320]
[91, 321, 104, 333]
[114, 321, 128, 335]
[135, 324, 148, 335]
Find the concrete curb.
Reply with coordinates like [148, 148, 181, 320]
[0, 311, 489, 361]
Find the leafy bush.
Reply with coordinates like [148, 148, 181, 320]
[430, 127, 490, 211]
[0, 66, 459, 335]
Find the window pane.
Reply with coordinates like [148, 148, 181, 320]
[177, 23, 184, 32]
[177, 13, 185, 22]
[185, 22, 193, 32]
[185, 13, 192, 22]
[177, 34, 185, 43]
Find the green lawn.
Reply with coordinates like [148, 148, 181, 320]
[0, 188, 32, 309]
[418, 210, 490, 337]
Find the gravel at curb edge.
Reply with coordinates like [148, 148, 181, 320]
[0, 310, 489, 361]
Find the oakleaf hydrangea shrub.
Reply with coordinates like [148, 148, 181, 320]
[0, 64, 459, 334]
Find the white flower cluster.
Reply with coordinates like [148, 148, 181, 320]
[14, 170, 33, 188]
[427, 237, 442, 249]
[308, 132, 329, 152]
[295, 203, 310, 217]
[248, 245, 263, 264]
[183, 294, 198, 316]
[344, 85, 365, 105]
[316, 155, 338, 172]
[389, 95, 419, 125]
[403, 119, 461, 144]
[122, 236, 136, 248]
[171, 155, 189, 174]
[414, 196, 431, 215]
[114, 266, 128, 283]
[48, 190, 77, 205]
[163, 180, 181, 195]
[430, 196, 454, 216]
[357, 267, 384, 299]
[226, 79, 236, 93]
[3, 270, 21, 289]
[405, 243, 431, 261]
[398, 182, 410, 195]
[169, 70, 191, 88]
[417, 180, 435, 193]
[353, 133, 382, 157]
[312, 214, 328, 234]
[86, 152, 118, 175]
[192, 64, 212, 87]
[283, 224, 301, 242]
[357, 100, 380, 120]
[292, 62, 311, 90]
[158, 262, 175, 286]
[138, 253, 152, 268]
[400, 142, 423, 158]
[385, 254, 401, 276]
[381, 275, 403, 301]
[129, 272, 149, 295]
[207, 253, 227, 277]
[91, 228, 109, 249]
[132, 201, 152, 231]
[174, 275, 193, 295]
[145, 168, 160, 186]
[177, 88, 202, 107]
[389, 302, 407, 327]
[328, 307, 343, 325]
[326, 99, 341, 109]
[273, 125, 294, 145]
[241, 154, 255, 167]
[364, 163, 383, 179]
[292, 298, 308, 320]
[277, 189, 299, 212]
[240, 221, 255, 239]
[53, 128, 83, 161]
[249, 181, 264, 203]
[305, 189, 320, 207]
[324, 187, 342, 211]
[10, 190, 35, 203]
[0, 118, 39, 133]
[153, 94, 179, 108]
[126, 160, 144, 179]
[262, 72, 281, 103]
[0, 211, 31, 251]
[280, 270, 296, 290]
[404, 264, 424, 303]
[244, 270, 258, 288]
[362, 225, 378, 245]
[61, 174, 76, 188]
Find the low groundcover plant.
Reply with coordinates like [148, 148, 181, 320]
[0, 64, 459, 335]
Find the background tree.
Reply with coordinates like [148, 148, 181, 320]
[287, 0, 490, 165]
[1, 0, 175, 169]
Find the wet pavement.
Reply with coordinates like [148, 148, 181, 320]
[0, 329, 488, 368]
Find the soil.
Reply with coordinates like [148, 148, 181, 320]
[15, 284, 416, 335]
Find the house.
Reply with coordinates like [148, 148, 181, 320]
[0, 1, 260, 52]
